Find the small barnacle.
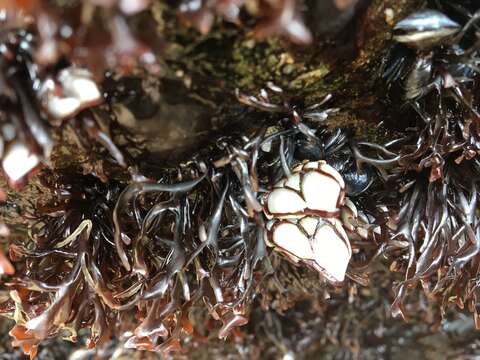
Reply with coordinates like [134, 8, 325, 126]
[341, 197, 378, 240]
[39, 66, 103, 120]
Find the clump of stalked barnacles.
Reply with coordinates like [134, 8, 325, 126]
[236, 84, 380, 284]
[355, 0, 480, 324]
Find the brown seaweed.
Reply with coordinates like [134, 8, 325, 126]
[178, 0, 312, 44]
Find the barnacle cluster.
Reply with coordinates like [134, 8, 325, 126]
[2, 0, 480, 358]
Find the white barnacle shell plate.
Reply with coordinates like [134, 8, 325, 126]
[264, 160, 345, 219]
[266, 188, 307, 217]
[2, 141, 39, 182]
[269, 216, 352, 284]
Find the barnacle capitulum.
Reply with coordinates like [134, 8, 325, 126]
[39, 67, 102, 119]
[393, 9, 460, 49]
[266, 216, 352, 284]
[264, 160, 345, 219]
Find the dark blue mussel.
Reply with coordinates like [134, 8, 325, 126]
[393, 9, 460, 49]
